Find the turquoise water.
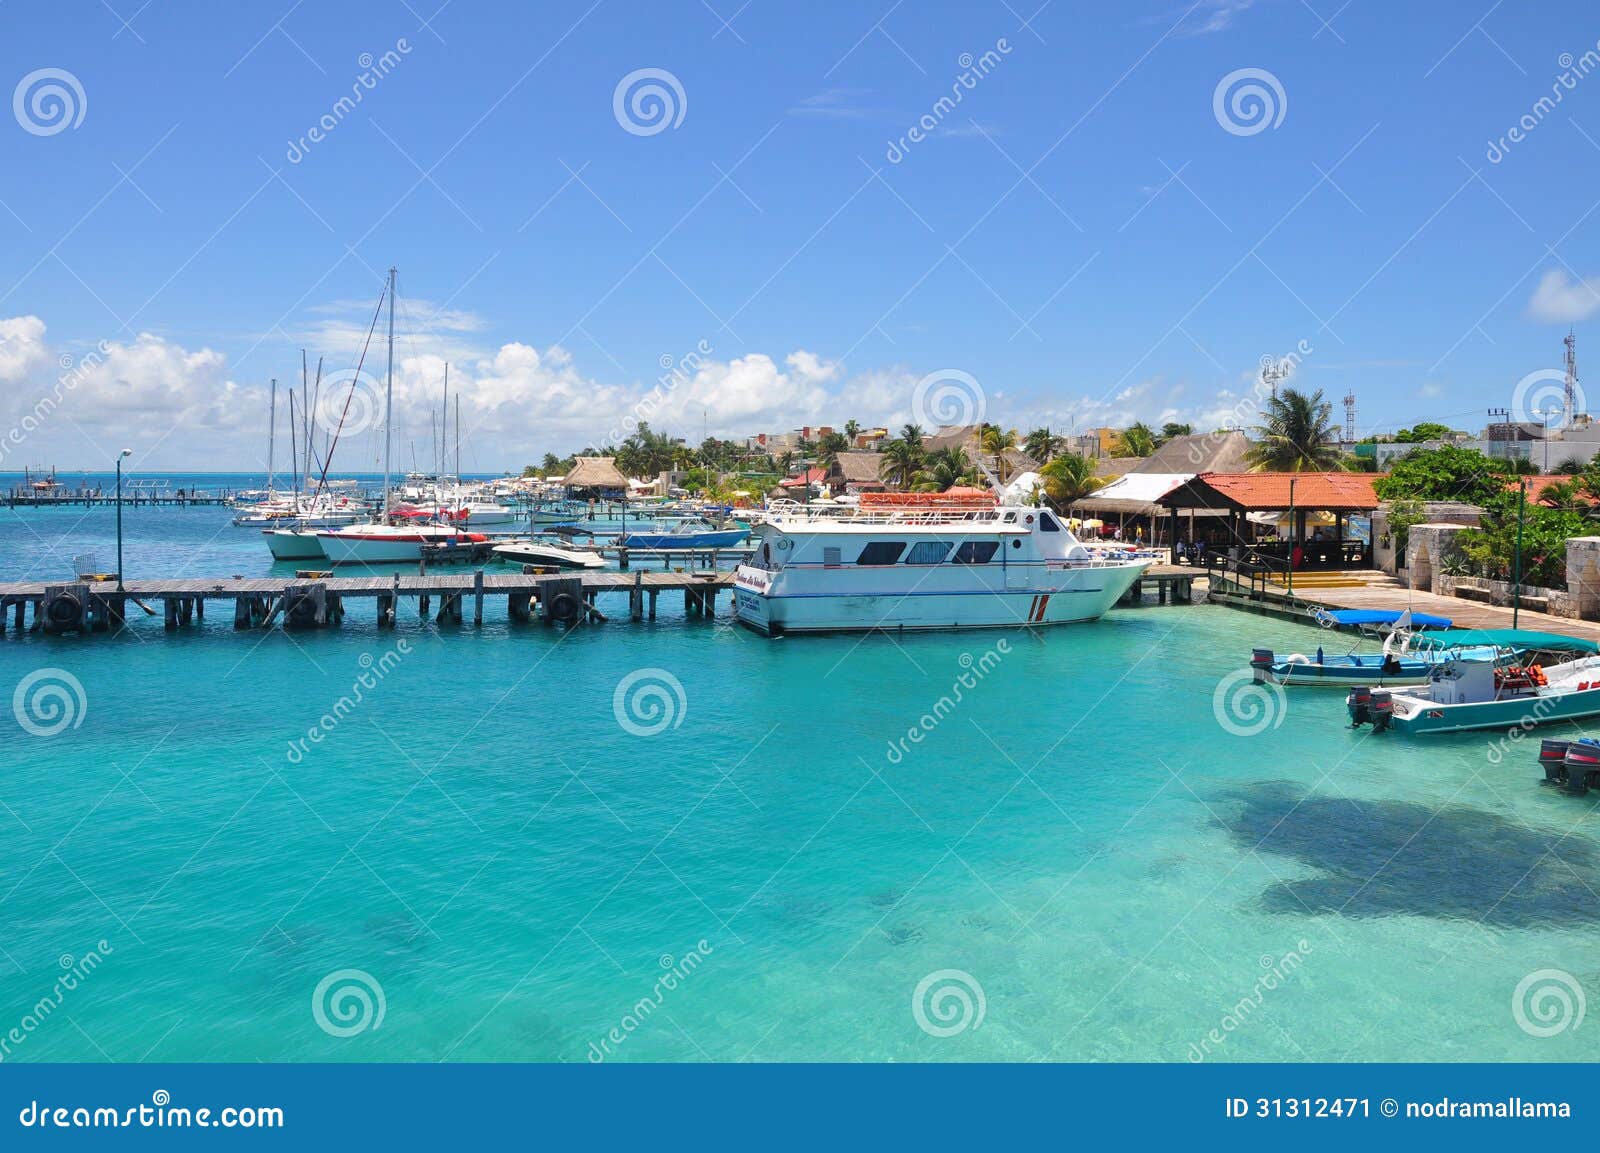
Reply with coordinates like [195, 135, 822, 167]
[2, 506, 1599, 1062]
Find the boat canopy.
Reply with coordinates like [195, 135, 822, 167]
[1412, 629, 1600, 654]
[1315, 608, 1453, 629]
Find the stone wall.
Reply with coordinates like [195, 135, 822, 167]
[1372, 501, 1483, 576]
[1433, 573, 1578, 618]
[1404, 523, 1473, 593]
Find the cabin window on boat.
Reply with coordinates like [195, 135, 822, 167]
[905, 540, 955, 565]
[856, 541, 907, 565]
[823, 546, 842, 567]
[1038, 513, 1061, 532]
[952, 540, 1000, 564]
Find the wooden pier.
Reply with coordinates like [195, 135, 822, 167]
[1117, 564, 1204, 606]
[0, 570, 736, 636]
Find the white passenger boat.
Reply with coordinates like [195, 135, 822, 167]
[733, 492, 1149, 635]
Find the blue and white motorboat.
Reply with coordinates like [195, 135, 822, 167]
[1250, 609, 1461, 687]
[622, 518, 749, 550]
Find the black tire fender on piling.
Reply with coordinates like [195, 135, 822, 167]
[548, 591, 581, 623]
[47, 591, 83, 627]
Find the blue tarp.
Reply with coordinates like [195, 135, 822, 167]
[1319, 608, 1454, 629]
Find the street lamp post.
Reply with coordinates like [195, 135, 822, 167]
[1513, 476, 1527, 629]
[115, 448, 132, 591]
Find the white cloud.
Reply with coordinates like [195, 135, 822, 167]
[0, 315, 50, 383]
[1527, 268, 1600, 322]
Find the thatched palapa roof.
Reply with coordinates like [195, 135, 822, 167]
[562, 456, 629, 489]
[834, 451, 885, 484]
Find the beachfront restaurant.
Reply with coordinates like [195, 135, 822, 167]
[1155, 472, 1379, 570]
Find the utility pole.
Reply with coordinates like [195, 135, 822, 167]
[1513, 477, 1527, 628]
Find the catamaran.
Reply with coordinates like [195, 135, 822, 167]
[733, 491, 1149, 636]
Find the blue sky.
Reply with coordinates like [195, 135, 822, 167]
[2, 0, 1599, 470]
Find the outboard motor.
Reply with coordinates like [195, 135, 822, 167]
[1538, 739, 1572, 785]
[1250, 648, 1275, 684]
[1561, 739, 1600, 796]
[1369, 689, 1394, 733]
[1346, 686, 1373, 728]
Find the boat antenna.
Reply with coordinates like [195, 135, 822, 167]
[383, 265, 395, 525]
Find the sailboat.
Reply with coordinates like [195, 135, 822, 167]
[315, 268, 489, 566]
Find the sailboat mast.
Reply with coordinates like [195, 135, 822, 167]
[383, 266, 395, 524]
[455, 387, 460, 482]
[289, 390, 299, 499]
[267, 378, 277, 496]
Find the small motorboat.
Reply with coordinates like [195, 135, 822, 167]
[1251, 610, 1461, 687]
[492, 539, 606, 570]
[1347, 630, 1600, 735]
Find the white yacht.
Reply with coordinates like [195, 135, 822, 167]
[734, 494, 1150, 636]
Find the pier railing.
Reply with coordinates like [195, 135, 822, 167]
[1205, 551, 1291, 601]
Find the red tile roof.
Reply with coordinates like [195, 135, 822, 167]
[1517, 475, 1596, 505]
[1181, 472, 1380, 510]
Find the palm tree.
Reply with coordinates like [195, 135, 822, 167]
[978, 424, 1019, 481]
[914, 447, 977, 492]
[1159, 422, 1192, 442]
[1023, 427, 1063, 464]
[1118, 422, 1157, 458]
[1246, 388, 1344, 471]
[900, 423, 925, 449]
[1537, 476, 1583, 509]
[878, 439, 923, 489]
[843, 419, 861, 441]
[1038, 452, 1103, 513]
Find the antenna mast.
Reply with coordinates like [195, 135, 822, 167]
[1564, 328, 1580, 427]
[1342, 391, 1357, 444]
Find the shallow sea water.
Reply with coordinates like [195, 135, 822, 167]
[1, 500, 1598, 1061]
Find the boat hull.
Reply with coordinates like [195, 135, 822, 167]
[733, 562, 1146, 635]
[264, 530, 328, 560]
[622, 529, 748, 549]
[491, 544, 605, 569]
[316, 530, 484, 565]
[1390, 687, 1600, 734]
